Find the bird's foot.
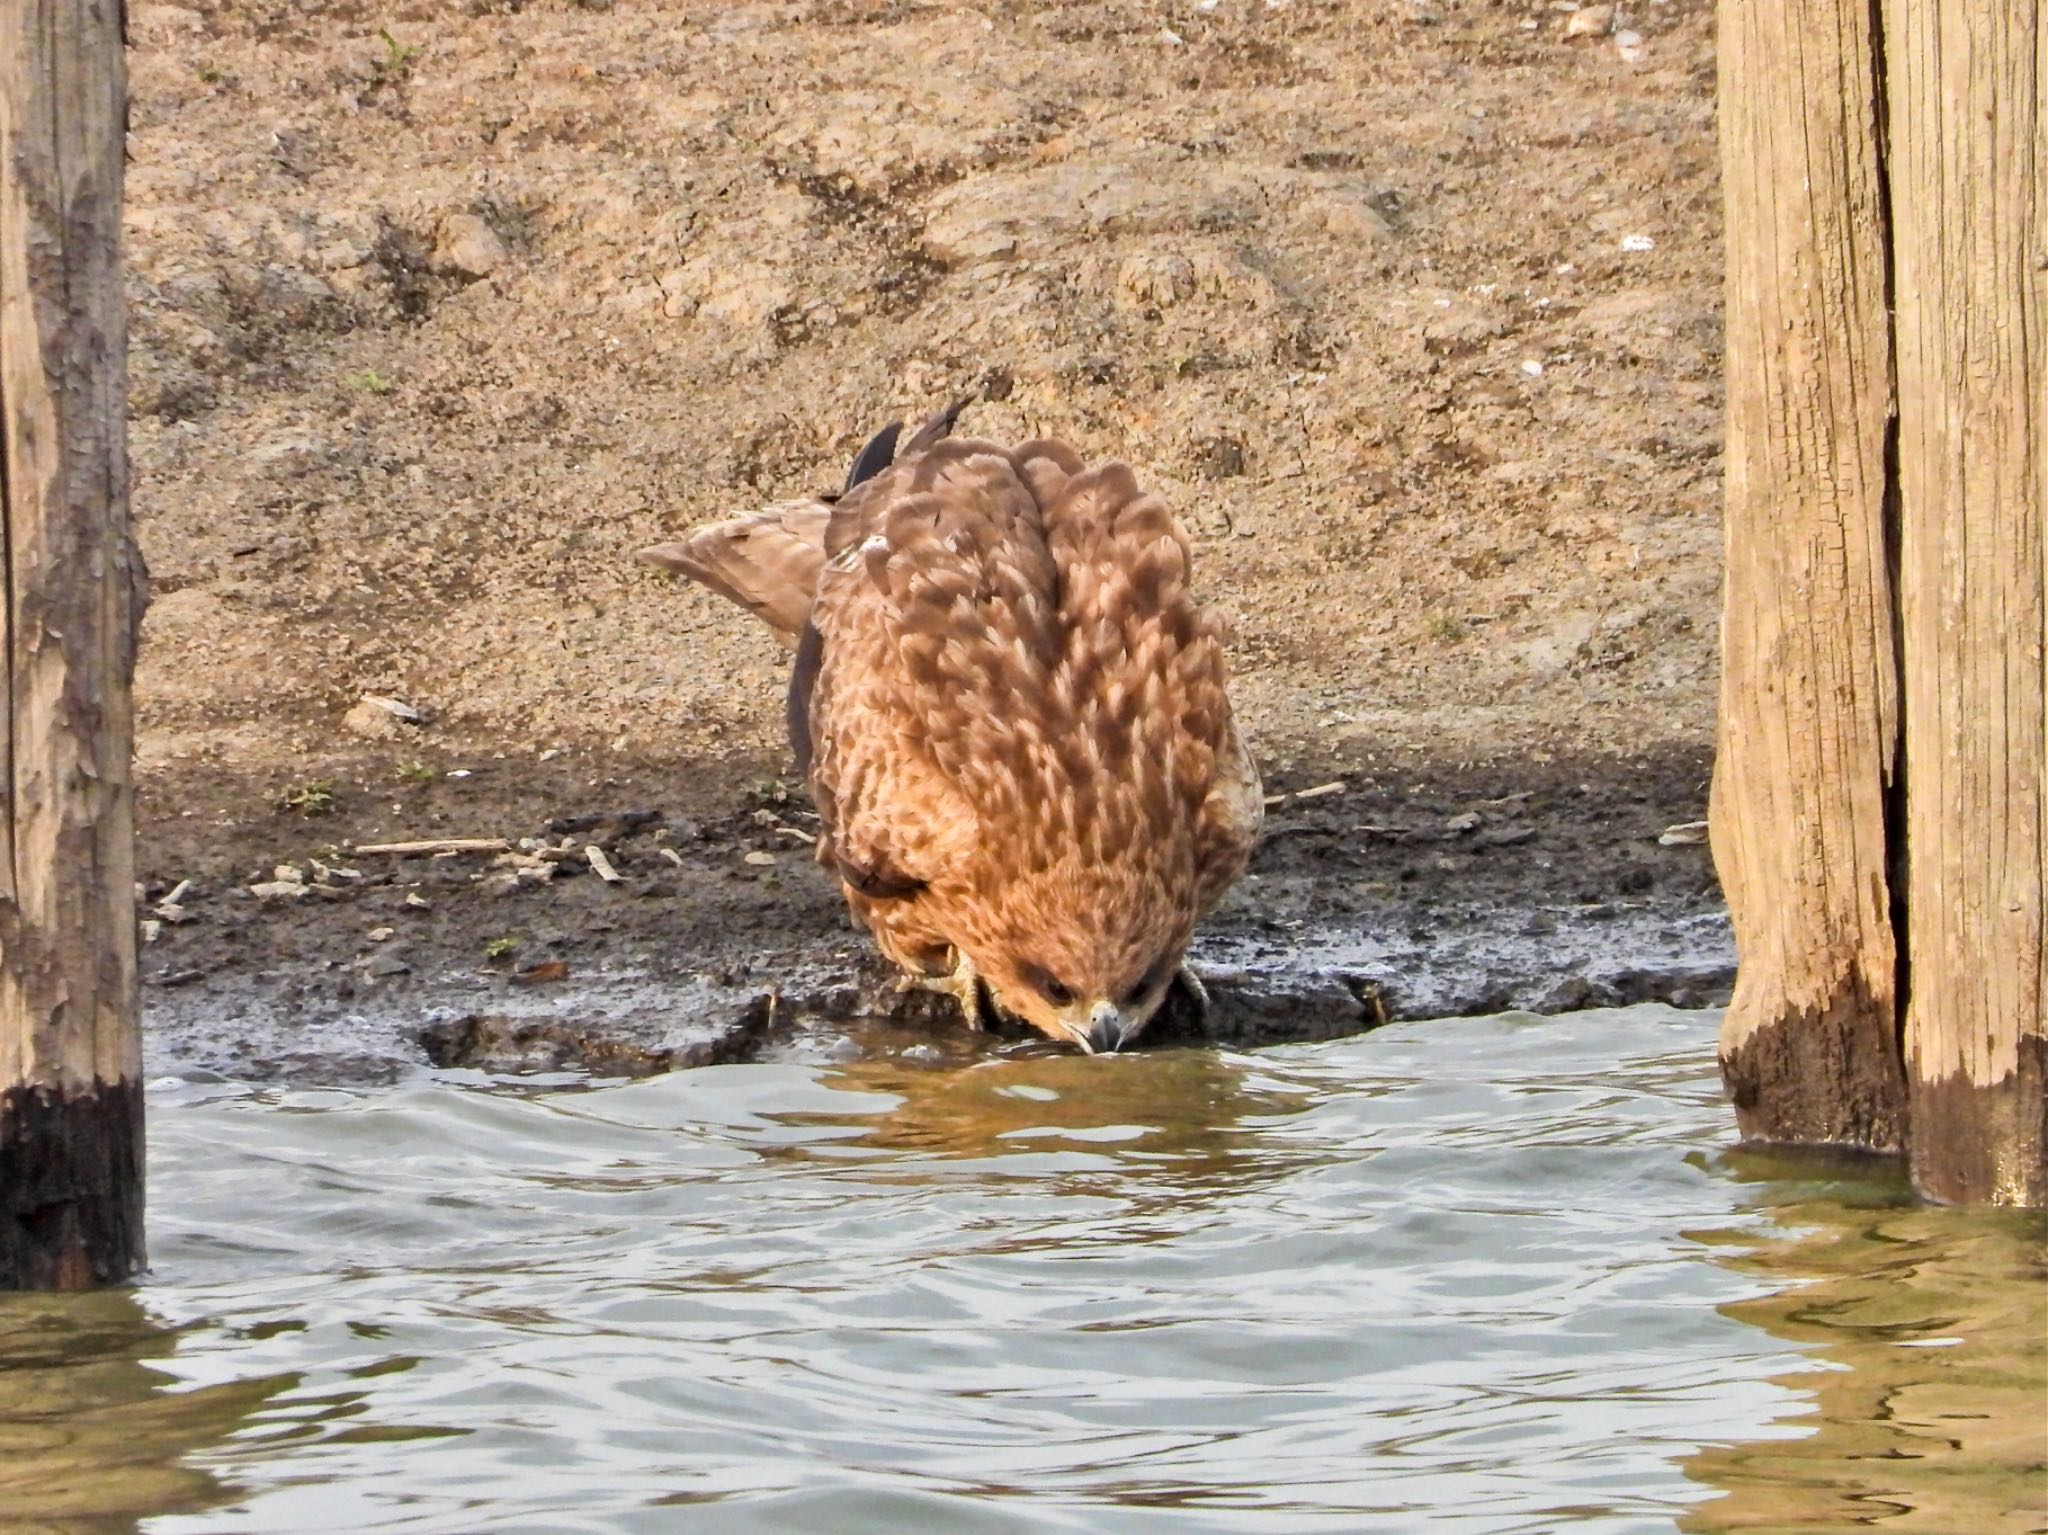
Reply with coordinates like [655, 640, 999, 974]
[1172, 962, 1211, 1019]
[901, 949, 988, 1031]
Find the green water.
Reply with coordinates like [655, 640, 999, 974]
[2, 1007, 2042, 1533]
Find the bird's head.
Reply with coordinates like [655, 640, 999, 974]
[957, 860, 1194, 1053]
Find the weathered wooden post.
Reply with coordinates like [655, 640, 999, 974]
[1887, 3, 2046, 1204]
[0, 0, 148, 1285]
[1713, 0, 2044, 1204]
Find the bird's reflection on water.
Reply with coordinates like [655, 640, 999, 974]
[788, 1031, 1315, 1175]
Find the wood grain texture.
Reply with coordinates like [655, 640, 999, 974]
[1711, 0, 1908, 1149]
[1888, 0, 2046, 1204]
[0, 0, 147, 1285]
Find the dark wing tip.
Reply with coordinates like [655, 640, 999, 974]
[786, 618, 824, 778]
[842, 421, 903, 495]
[899, 390, 979, 460]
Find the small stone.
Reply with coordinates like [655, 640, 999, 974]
[405, 891, 431, 909]
[1444, 811, 1483, 834]
[272, 864, 304, 884]
[361, 952, 412, 978]
[1564, 5, 1614, 37]
[344, 698, 405, 739]
[249, 880, 310, 900]
[743, 850, 777, 867]
[433, 213, 507, 279]
[142, 919, 162, 944]
[1614, 28, 1646, 64]
[368, 693, 423, 724]
[1658, 820, 1710, 846]
[367, 926, 395, 942]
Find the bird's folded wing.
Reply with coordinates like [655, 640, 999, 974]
[639, 498, 832, 645]
[1194, 717, 1265, 909]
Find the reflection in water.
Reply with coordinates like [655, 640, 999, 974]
[0, 1290, 284, 1532]
[1, 1008, 2039, 1534]
[1684, 1151, 2048, 1535]
[803, 1043, 1310, 1169]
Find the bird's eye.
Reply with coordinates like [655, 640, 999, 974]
[1020, 962, 1075, 1007]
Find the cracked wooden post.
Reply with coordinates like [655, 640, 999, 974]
[1713, 0, 2045, 1205]
[1887, 1, 2046, 1204]
[0, 0, 147, 1286]
[1711, 0, 1907, 1158]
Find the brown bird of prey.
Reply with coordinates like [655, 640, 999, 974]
[641, 404, 1262, 1053]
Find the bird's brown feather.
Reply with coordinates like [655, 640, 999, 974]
[645, 423, 1261, 1047]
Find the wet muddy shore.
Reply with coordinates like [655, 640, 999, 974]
[137, 744, 1730, 1084]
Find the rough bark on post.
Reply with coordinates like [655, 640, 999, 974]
[1710, 0, 1907, 1152]
[1887, 0, 2046, 1205]
[1715, 0, 2046, 1204]
[0, 0, 147, 1286]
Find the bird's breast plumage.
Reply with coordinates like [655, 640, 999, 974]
[803, 436, 1259, 927]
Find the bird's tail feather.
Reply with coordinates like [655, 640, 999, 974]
[639, 397, 976, 641]
[638, 497, 831, 645]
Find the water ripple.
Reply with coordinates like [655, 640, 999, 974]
[1, 1005, 2036, 1534]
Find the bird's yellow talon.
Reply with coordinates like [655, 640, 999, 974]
[910, 949, 986, 1031]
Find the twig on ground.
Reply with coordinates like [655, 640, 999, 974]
[354, 838, 512, 857]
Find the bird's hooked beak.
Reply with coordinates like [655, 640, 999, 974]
[1072, 1000, 1127, 1055]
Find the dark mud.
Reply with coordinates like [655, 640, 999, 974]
[137, 746, 1729, 1085]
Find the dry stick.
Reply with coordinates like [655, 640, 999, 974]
[353, 838, 512, 857]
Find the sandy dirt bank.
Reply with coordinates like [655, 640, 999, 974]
[121, 0, 1727, 1075]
